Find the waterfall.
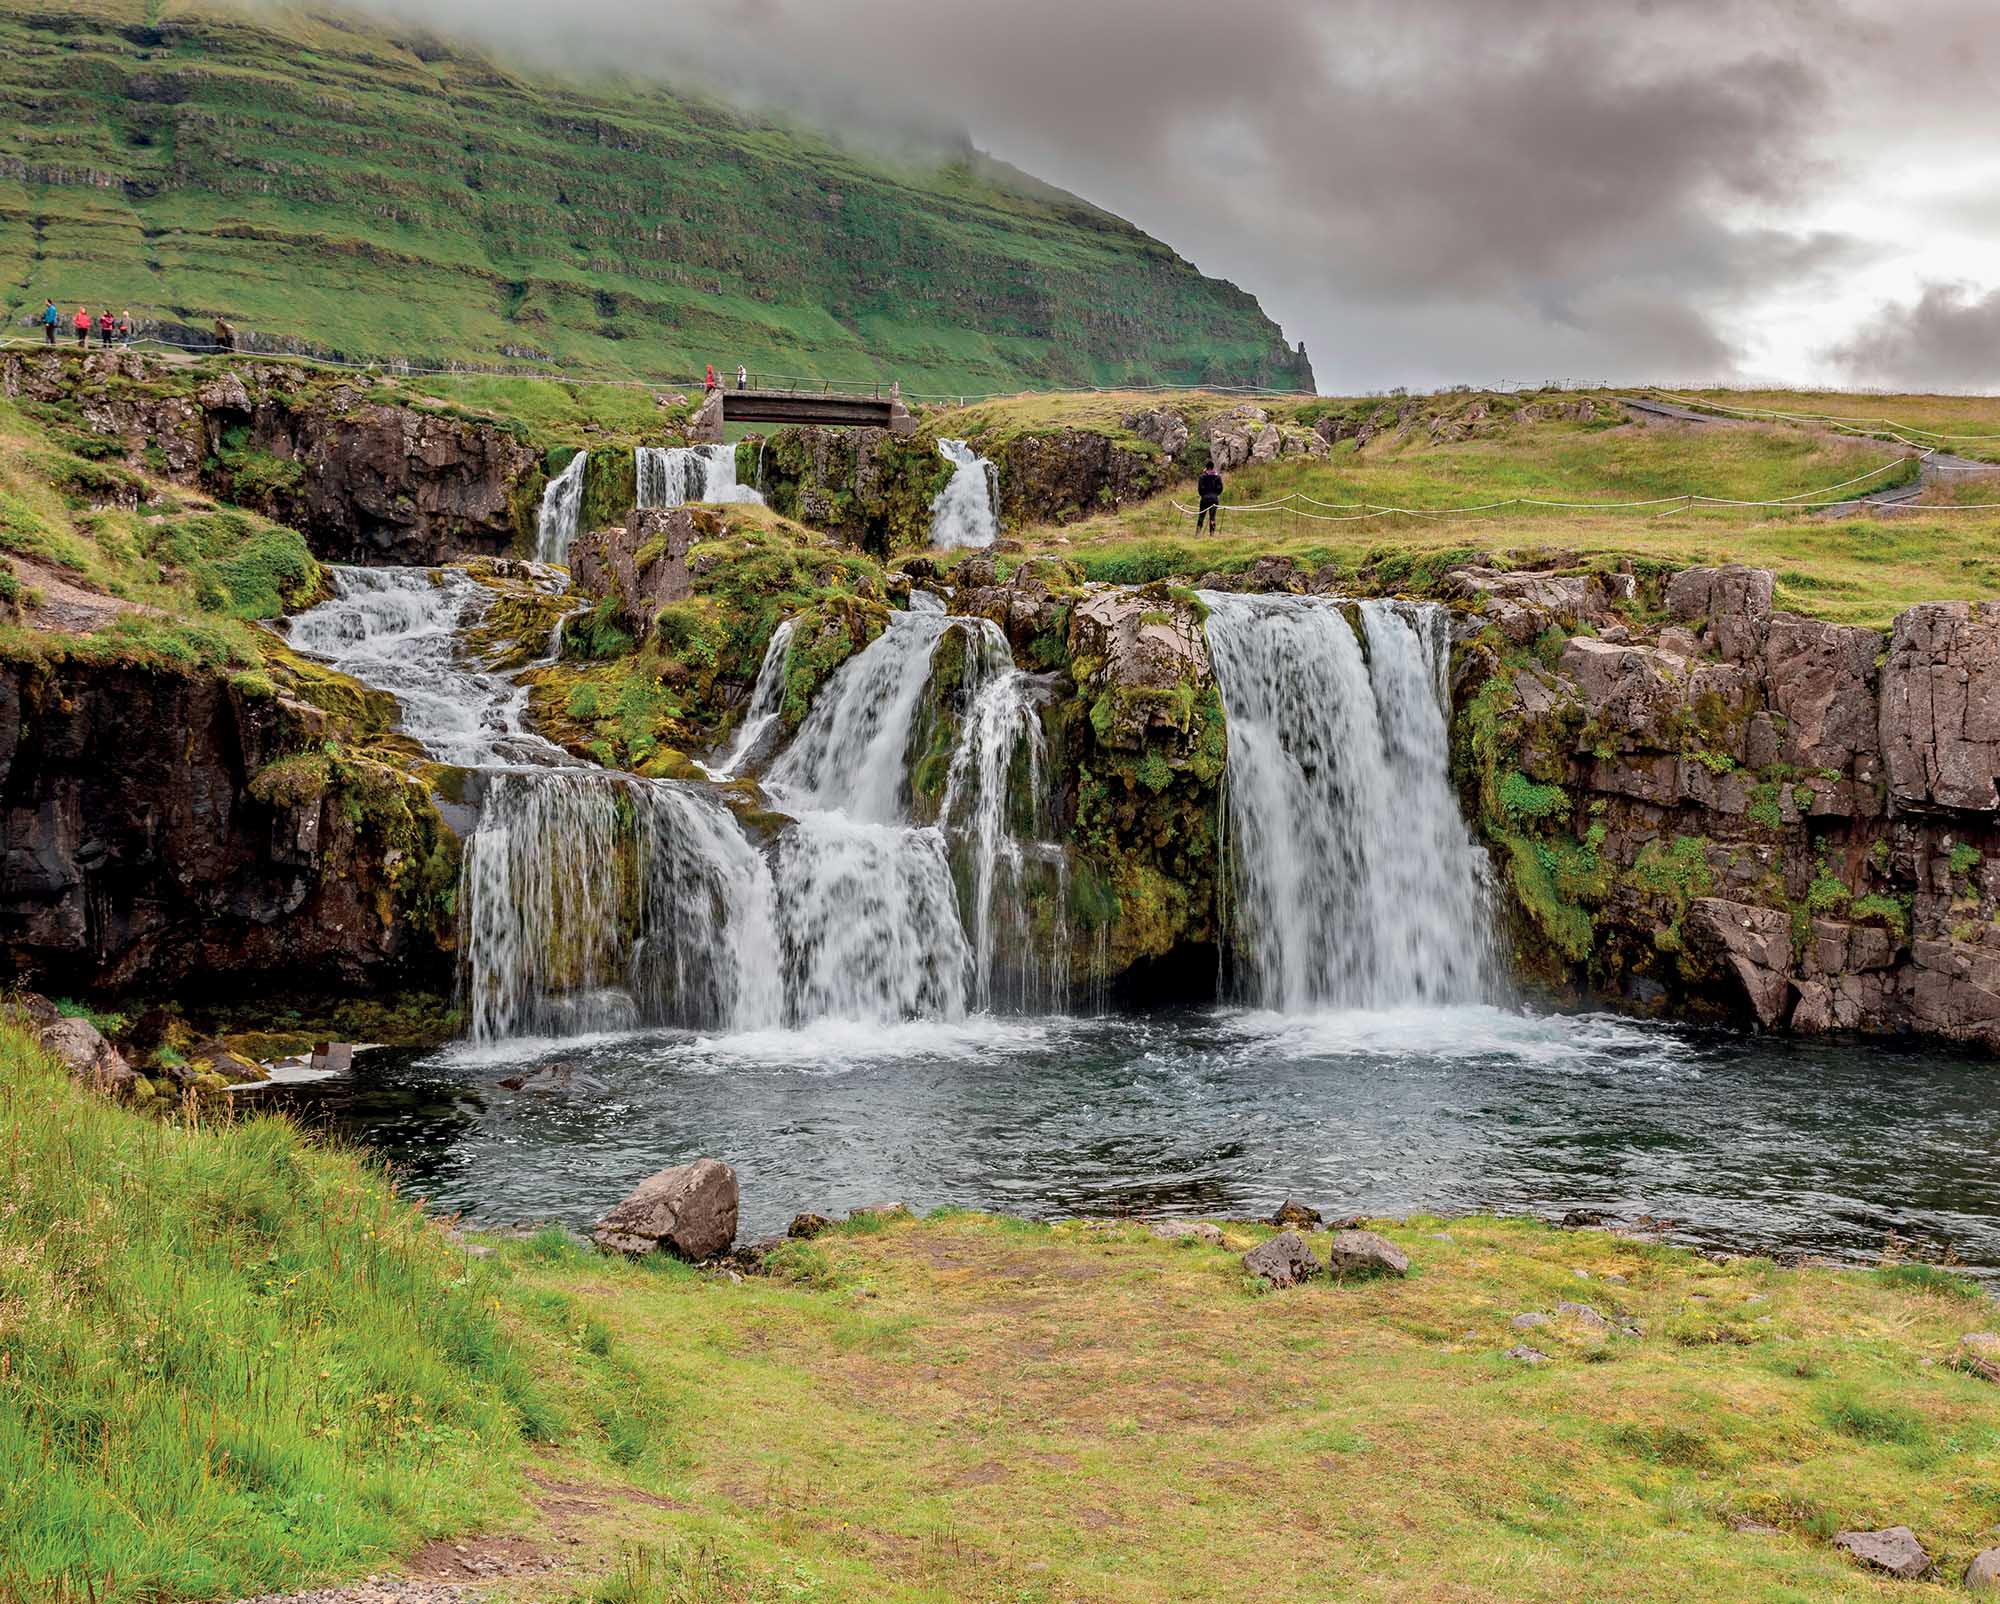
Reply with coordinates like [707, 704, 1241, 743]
[763, 608, 1062, 1018]
[285, 567, 572, 769]
[928, 439, 998, 549]
[1201, 592, 1493, 1012]
[703, 618, 797, 779]
[636, 444, 765, 509]
[536, 452, 588, 564]
[461, 771, 782, 1041]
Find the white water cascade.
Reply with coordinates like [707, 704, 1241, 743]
[536, 451, 588, 564]
[763, 608, 1062, 1020]
[702, 618, 796, 780]
[928, 439, 999, 549]
[636, 444, 765, 509]
[1201, 592, 1494, 1012]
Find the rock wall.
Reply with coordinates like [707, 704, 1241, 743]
[1456, 562, 2000, 1050]
[753, 427, 949, 554]
[982, 426, 1178, 528]
[0, 656, 457, 999]
[3, 352, 540, 564]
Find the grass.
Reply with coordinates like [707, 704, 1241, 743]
[6, 1010, 1998, 1602]
[0, 1016, 670, 1603]
[981, 396, 2000, 627]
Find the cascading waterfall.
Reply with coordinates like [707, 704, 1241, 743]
[703, 618, 796, 779]
[928, 439, 999, 549]
[536, 451, 588, 564]
[636, 444, 765, 509]
[1201, 592, 1494, 1012]
[461, 771, 781, 1041]
[763, 608, 1060, 1020]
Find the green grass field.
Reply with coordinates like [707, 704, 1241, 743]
[6, 1012, 1994, 1604]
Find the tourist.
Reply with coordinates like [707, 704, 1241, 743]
[117, 311, 133, 347]
[97, 310, 116, 348]
[705, 363, 717, 391]
[1196, 463, 1224, 533]
[213, 317, 236, 352]
[40, 299, 59, 345]
[737, 363, 748, 391]
[72, 307, 89, 349]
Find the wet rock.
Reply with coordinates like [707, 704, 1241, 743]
[1267, 1199, 1323, 1229]
[1683, 899, 1796, 1026]
[1505, 1345, 1550, 1365]
[1242, 1231, 1321, 1288]
[569, 508, 701, 636]
[950, 556, 1079, 654]
[593, 1158, 738, 1260]
[1966, 1548, 2000, 1594]
[1151, 1220, 1224, 1244]
[1065, 585, 1213, 750]
[1559, 1208, 1609, 1227]
[1325, 1229, 1410, 1279]
[1834, 1526, 1929, 1580]
[787, 1212, 835, 1240]
[498, 1062, 612, 1096]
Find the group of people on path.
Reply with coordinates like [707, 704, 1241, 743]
[704, 363, 750, 392]
[41, 300, 132, 350]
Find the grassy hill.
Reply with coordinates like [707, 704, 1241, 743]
[0, 0, 1312, 395]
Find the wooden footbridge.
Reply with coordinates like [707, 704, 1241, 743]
[690, 381, 916, 442]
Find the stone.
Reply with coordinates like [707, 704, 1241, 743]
[1505, 1345, 1550, 1365]
[787, 1212, 835, 1240]
[498, 1062, 612, 1096]
[1065, 586, 1213, 750]
[1965, 1548, 2000, 1594]
[37, 1015, 137, 1094]
[1957, 1332, 2000, 1383]
[1122, 407, 1189, 460]
[1510, 1312, 1551, 1331]
[1150, 1220, 1224, 1245]
[568, 507, 701, 634]
[1325, 1229, 1410, 1279]
[1834, 1526, 1929, 1580]
[1880, 600, 2000, 813]
[1683, 899, 1796, 1026]
[311, 1042, 355, 1074]
[593, 1158, 739, 1260]
[1267, 1199, 1323, 1229]
[1763, 616, 1880, 772]
[1666, 565, 1775, 662]
[1242, 1231, 1321, 1288]
[1556, 1300, 1612, 1332]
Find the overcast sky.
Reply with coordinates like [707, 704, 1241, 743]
[332, 0, 2000, 393]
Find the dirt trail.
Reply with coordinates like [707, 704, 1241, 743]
[5, 554, 153, 633]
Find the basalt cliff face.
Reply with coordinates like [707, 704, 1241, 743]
[0, 656, 457, 1000]
[4, 352, 540, 563]
[1450, 562, 2000, 1050]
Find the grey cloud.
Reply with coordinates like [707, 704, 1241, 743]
[300, 0, 1993, 389]
[1829, 283, 2000, 389]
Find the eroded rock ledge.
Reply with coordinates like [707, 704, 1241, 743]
[1454, 561, 2000, 1049]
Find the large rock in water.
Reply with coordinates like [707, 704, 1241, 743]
[569, 508, 701, 636]
[594, 1159, 739, 1260]
[1065, 585, 1214, 749]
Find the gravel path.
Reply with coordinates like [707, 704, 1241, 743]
[230, 1585, 481, 1604]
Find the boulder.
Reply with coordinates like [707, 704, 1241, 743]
[1150, 1220, 1224, 1244]
[787, 1212, 835, 1240]
[1665, 566, 1775, 663]
[1505, 1345, 1550, 1365]
[1267, 1199, 1323, 1229]
[1065, 586, 1214, 750]
[593, 1158, 738, 1260]
[1123, 408, 1190, 460]
[1325, 1229, 1410, 1278]
[498, 1062, 612, 1096]
[37, 1014, 137, 1094]
[1834, 1527, 1929, 1580]
[1966, 1549, 2000, 1594]
[1556, 1300, 1612, 1332]
[1243, 1231, 1321, 1288]
[1510, 1312, 1551, 1331]
[1683, 899, 1796, 1026]
[569, 508, 701, 635]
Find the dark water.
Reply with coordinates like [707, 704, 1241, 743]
[282, 1005, 2000, 1271]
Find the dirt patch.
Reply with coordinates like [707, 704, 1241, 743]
[7, 555, 149, 634]
[405, 1537, 561, 1583]
[524, 1465, 683, 1511]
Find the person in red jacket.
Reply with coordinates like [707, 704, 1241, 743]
[97, 310, 115, 348]
[72, 307, 89, 348]
[704, 363, 717, 392]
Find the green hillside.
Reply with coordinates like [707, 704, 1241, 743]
[0, 0, 1313, 395]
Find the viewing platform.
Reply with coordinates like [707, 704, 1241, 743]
[690, 381, 917, 442]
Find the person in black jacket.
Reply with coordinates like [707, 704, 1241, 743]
[1196, 465, 1224, 533]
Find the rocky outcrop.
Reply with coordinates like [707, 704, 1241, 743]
[755, 426, 947, 553]
[568, 509, 700, 638]
[985, 428, 1177, 527]
[594, 1158, 739, 1259]
[0, 656, 456, 999]
[1202, 404, 1327, 472]
[4, 352, 539, 563]
[1461, 561, 2000, 1050]
[1834, 1528, 1929, 1580]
